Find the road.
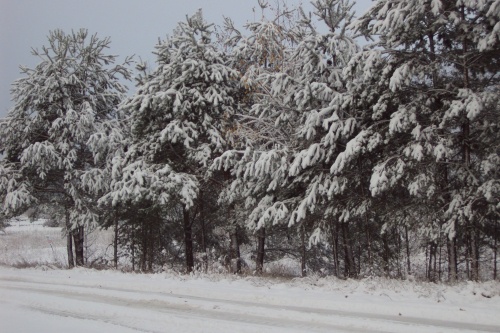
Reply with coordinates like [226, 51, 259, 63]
[1, 269, 499, 333]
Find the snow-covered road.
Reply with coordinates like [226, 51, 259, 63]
[1, 267, 499, 333]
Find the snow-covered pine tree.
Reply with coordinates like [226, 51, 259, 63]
[213, 0, 363, 277]
[213, 2, 303, 274]
[0, 29, 131, 268]
[118, 10, 240, 273]
[85, 61, 176, 271]
[284, 0, 364, 277]
[351, 0, 500, 281]
[84, 106, 132, 268]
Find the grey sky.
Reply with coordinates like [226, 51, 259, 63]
[0, 0, 373, 117]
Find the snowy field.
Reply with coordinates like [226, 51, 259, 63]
[0, 218, 114, 268]
[1, 220, 500, 332]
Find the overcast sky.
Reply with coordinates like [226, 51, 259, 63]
[0, 0, 373, 117]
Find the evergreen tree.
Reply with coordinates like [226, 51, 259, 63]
[351, 0, 500, 281]
[116, 10, 240, 273]
[285, 0, 362, 277]
[213, 0, 362, 276]
[0, 29, 131, 268]
[213, 2, 302, 274]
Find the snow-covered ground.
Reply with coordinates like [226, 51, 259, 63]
[1, 266, 500, 332]
[1, 219, 500, 332]
[0, 218, 114, 268]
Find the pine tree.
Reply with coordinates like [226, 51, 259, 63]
[84, 108, 131, 268]
[351, 0, 500, 281]
[213, 0, 362, 276]
[0, 29, 131, 268]
[285, 0, 362, 277]
[117, 10, 240, 273]
[213, 2, 302, 274]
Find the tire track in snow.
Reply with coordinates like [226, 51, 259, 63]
[1, 283, 382, 333]
[1, 276, 499, 332]
[24, 305, 158, 333]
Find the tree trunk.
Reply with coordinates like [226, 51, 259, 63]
[256, 227, 265, 274]
[73, 226, 84, 267]
[470, 223, 480, 281]
[147, 218, 154, 272]
[201, 217, 207, 272]
[428, 242, 433, 281]
[428, 241, 438, 282]
[383, 233, 391, 277]
[183, 208, 194, 273]
[438, 240, 443, 281]
[441, 160, 457, 282]
[65, 208, 74, 269]
[198, 190, 208, 272]
[341, 222, 356, 278]
[114, 212, 119, 269]
[67, 233, 74, 269]
[301, 224, 307, 277]
[494, 223, 498, 280]
[405, 225, 411, 275]
[448, 236, 458, 282]
[357, 244, 362, 277]
[461, 3, 473, 282]
[141, 224, 147, 271]
[396, 228, 402, 278]
[425, 243, 428, 278]
[230, 226, 241, 274]
[466, 232, 471, 279]
[366, 224, 373, 275]
[131, 226, 136, 272]
[330, 219, 340, 277]
[433, 242, 437, 282]
[200, 198, 208, 272]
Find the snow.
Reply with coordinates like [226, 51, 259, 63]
[1, 267, 500, 332]
[0, 302, 139, 333]
[1, 219, 500, 332]
[0, 219, 113, 268]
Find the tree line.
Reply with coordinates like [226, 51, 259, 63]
[0, 0, 498, 281]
